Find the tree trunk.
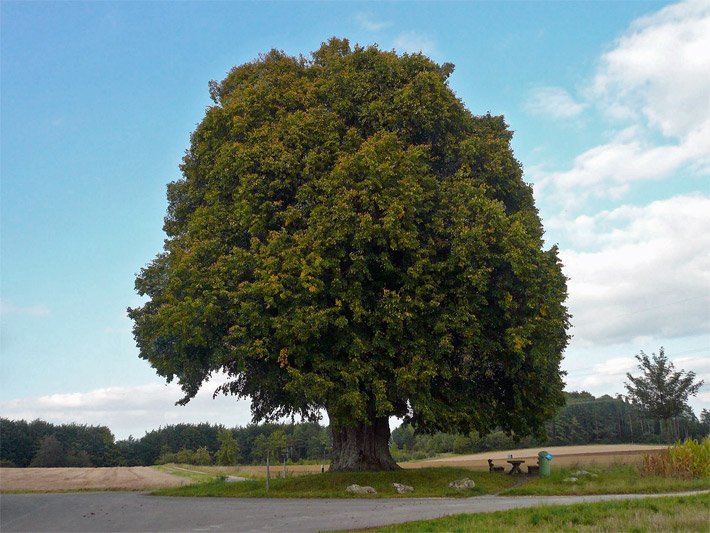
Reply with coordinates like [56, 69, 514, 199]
[329, 414, 400, 471]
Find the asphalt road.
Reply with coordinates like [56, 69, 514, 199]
[1, 491, 707, 532]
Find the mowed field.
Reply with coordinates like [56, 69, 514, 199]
[0, 444, 667, 492]
[0, 466, 191, 492]
[404, 443, 668, 470]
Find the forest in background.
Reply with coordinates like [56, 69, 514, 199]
[2, 391, 708, 468]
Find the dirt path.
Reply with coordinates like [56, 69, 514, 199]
[0, 466, 190, 492]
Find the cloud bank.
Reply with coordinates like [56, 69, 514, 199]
[556, 194, 710, 346]
[0, 375, 255, 440]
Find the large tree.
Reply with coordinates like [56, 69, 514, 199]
[129, 39, 570, 471]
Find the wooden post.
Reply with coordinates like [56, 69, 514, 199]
[266, 451, 270, 492]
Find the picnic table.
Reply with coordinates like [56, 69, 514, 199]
[506, 459, 525, 475]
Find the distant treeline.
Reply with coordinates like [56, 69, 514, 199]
[0, 419, 119, 468]
[391, 392, 710, 461]
[2, 392, 708, 467]
[0, 419, 329, 468]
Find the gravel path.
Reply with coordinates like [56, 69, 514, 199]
[2, 490, 707, 532]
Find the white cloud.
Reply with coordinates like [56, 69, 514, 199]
[556, 194, 710, 346]
[393, 31, 437, 57]
[565, 357, 637, 390]
[0, 374, 257, 439]
[674, 355, 710, 374]
[0, 301, 50, 317]
[591, 0, 710, 138]
[524, 86, 587, 119]
[355, 13, 391, 32]
[534, 0, 710, 205]
[534, 125, 708, 207]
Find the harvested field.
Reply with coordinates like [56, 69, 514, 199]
[0, 466, 190, 492]
[404, 443, 668, 471]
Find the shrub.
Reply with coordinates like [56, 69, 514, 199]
[192, 446, 212, 465]
[155, 451, 177, 464]
[175, 448, 194, 464]
[642, 437, 710, 478]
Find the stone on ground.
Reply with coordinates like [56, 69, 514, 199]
[345, 484, 377, 494]
[393, 482, 414, 493]
[448, 478, 475, 490]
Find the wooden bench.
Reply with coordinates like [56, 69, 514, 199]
[488, 459, 505, 473]
[527, 464, 540, 475]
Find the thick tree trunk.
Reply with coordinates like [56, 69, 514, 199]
[329, 414, 400, 471]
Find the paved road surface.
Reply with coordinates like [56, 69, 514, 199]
[1, 491, 706, 532]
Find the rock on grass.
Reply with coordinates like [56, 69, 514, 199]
[393, 483, 414, 493]
[345, 484, 377, 494]
[448, 478, 475, 490]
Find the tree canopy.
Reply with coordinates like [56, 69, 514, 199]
[625, 347, 704, 434]
[129, 38, 570, 470]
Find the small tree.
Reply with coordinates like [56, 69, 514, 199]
[215, 430, 240, 466]
[30, 435, 66, 467]
[251, 434, 268, 463]
[174, 448, 194, 464]
[192, 446, 212, 465]
[268, 429, 287, 459]
[625, 347, 704, 441]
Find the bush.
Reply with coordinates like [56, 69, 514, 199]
[215, 429, 240, 465]
[642, 437, 710, 478]
[175, 448, 194, 464]
[192, 446, 212, 465]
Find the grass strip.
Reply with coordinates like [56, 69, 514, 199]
[502, 465, 710, 496]
[152, 467, 516, 498]
[152, 464, 216, 483]
[152, 463, 710, 498]
[366, 493, 710, 532]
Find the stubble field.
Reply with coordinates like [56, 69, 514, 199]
[0, 466, 191, 492]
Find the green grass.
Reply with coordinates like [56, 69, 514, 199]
[502, 465, 710, 496]
[153, 463, 710, 499]
[152, 467, 517, 498]
[153, 461, 710, 499]
[365, 493, 710, 532]
[152, 464, 217, 483]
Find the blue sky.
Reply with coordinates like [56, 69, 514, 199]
[2, 0, 708, 439]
